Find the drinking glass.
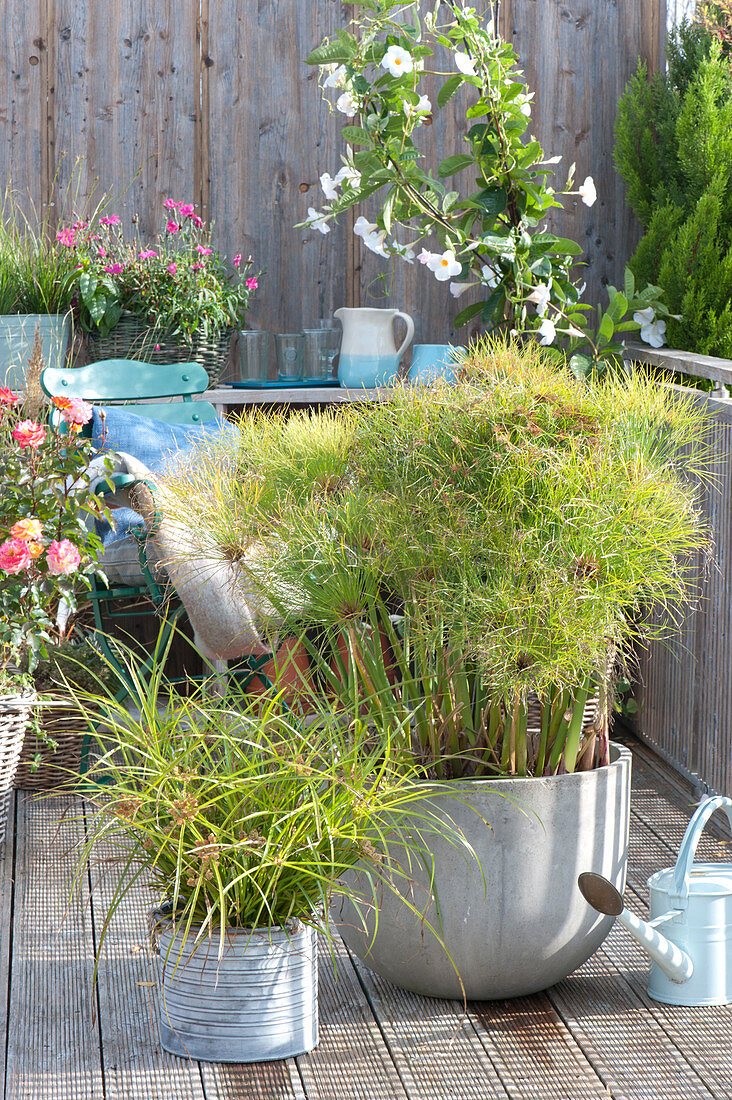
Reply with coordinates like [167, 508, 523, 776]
[275, 333, 304, 382]
[302, 328, 340, 382]
[237, 330, 271, 384]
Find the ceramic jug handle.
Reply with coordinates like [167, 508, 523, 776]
[393, 312, 415, 361]
[671, 795, 732, 908]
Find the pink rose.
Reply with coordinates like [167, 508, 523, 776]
[56, 227, 76, 248]
[103, 263, 125, 275]
[167, 263, 177, 276]
[46, 539, 81, 576]
[195, 245, 212, 256]
[99, 215, 121, 226]
[0, 387, 18, 407]
[246, 276, 259, 290]
[52, 396, 93, 426]
[178, 203, 195, 218]
[163, 198, 180, 210]
[233, 253, 242, 269]
[138, 250, 157, 261]
[0, 539, 32, 574]
[10, 518, 43, 542]
[191, 214, 203, 228]
[12, 420, 46, 449]
[166, 220, 180, 234]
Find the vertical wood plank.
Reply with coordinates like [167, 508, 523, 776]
[500, 0, 664, 311]
[205, 0, 350, 351]
[0, 0, 46, 215]
[51, 0, 200, 236]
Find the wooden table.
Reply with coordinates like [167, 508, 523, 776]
[202, 385, 383, 416]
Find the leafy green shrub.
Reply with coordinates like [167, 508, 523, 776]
[615, 19, 732, 357]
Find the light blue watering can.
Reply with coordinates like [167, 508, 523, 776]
[579, 795, 732, 1006]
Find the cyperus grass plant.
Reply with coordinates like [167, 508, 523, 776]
[71, 643, 470, 963]
[156, 340, 710, 779]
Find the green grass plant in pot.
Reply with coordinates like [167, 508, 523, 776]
[154, 338, 710, 1000]
[72, 647, 470, 1060]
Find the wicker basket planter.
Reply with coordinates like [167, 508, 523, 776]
[14, 698, 84, 791]
[85, 313, 232, 387]
[0, 692, 35, 841]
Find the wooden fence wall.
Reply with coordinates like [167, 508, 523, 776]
[0, 1, 664, 346]
[636, 392, 732, 797]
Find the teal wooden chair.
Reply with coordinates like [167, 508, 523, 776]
[41, 359, 219, 685]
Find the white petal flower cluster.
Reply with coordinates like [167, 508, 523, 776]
[336, 90, 359, 118]
[455, 51, 477, 76]
[634, 307, 667, 348]
[354, 216, 390, 258]
[578, 176, 597, 208]
[404, 94, 432, 120]
[320, 165, 362, 202]
[538, 318, 556, 345]
[323, 64, 348, 89]
[527, 282, 551, 317]
[382, 44, 414, 78]
[307, 207, 331, 235]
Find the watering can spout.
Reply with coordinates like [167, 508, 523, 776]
[578, 873, 694, 985]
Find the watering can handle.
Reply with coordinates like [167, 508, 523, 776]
[671, 795, 732, 908]
[393, 312, 415, 361]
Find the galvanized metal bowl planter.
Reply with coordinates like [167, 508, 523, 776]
[338, 742, 632, 1000]
[155, 920, 317, 1062]
[0, 313, 71, 389]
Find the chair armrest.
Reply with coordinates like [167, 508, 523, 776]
[96, 473, 162, 537]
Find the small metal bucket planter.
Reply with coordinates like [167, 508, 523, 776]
[156, 919, 318, 1062]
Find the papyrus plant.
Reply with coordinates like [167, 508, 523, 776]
[156, 339, 710, 778]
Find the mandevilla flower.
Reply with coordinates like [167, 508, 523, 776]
[0, 539, 31, 575]
[455, 51, 477, 76]
[578, 176, 597, 208]
[308, 207, 331, 235]
[12, 420, 46, 449]
[634, 307, 667, 348]
[354, 216, 378, 240]
[382, 44, 414, 78]
[46, 539, 82, 576]
[427, 250, 462, 282]
[320, 172, 339, 201]
[323, 64, 348, 89]
[334, 165, 361, 190]
[538, 318, 557, 345]
[527, 282, 552, 317]
[336, 91, 359, 118]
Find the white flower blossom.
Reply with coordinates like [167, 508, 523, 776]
[538, 318, 556, 345]
[418, 248, 438, 266]
[336, 90, 359, 117]
[455, 51, 477, 76]
[405, 94, 432, 119]
[450, 281, 475, 298]
[382, 44, 414, 78]
[427, 250, 462, 282]
[354, 216, 378, 240]
[363, 229, 390, 258]
[527, 282, 551, 317]
[579, 176, 597, 208]
[481, 263, 500, 289]
[307, 207, 331, 235]
[391, 240, 416, 263]
[320, 172, 339, 201]
[634, 308, 666, 348]
[323, 64, 348, 89]
[334, 165, 361, 190]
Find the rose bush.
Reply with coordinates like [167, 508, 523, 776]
[57, 201, 260, 342]
[0, 387, 109, 670]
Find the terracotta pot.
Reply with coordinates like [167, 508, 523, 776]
[330, 624, 398, 689]
[245, 637, 313, 708]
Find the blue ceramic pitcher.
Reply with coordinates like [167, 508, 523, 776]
[334, 307, 414, 389]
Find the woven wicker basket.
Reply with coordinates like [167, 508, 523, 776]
[14, 698, 85, 791]
[85, 313, 233, 388]
[0, 692, 35, 841]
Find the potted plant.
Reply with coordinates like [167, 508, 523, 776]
[153, 336, 709, 999]
[71, 649, 467, 1061]
[0, 188, 76, 390]
[56, 201, 261, 387]
[0, 352, 109, 801]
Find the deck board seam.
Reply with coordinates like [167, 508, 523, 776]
[83, 799, 109, 1100]
[1, 794, 16, 1100]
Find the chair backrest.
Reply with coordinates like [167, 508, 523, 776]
[41, 359, 218, 425]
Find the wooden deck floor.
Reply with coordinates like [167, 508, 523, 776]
[3, 739, 732, 1100]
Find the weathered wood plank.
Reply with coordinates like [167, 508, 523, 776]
[297, 934, 408, 1100]
[204, 0, 350, 354]
[200, 1059, 305, 1100]
[87, 807, 208, 1100]
[5, 793, 104, 1099]
[0, 0, 46, 214]
[348, 951, 512, 1100]
[51, 0, 200, 236]
[500, 0, 662, 311]
[626, 344, 732, 390]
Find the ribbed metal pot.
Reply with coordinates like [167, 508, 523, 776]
[157, 921, 318, 1062]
